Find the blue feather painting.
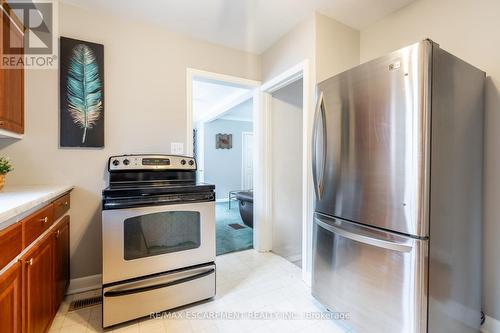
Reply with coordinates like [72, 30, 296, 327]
[60, 37, 104, 147]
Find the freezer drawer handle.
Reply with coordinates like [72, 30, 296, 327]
[315, 217, 413, 253]
[103, 268, 215, 298]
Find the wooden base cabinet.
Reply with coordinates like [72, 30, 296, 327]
[21, 216, 70, 333]
[0, 192, 71, 333]
[54, 216, 70, 311]
[0, 261, 22, 333]
[22, 233, 54, 333]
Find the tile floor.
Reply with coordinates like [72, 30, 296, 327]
[49, 250, 352, 333]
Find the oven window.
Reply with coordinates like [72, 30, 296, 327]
[123, 211, 201, 260]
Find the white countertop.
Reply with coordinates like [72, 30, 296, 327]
[0, 185, 73, 230]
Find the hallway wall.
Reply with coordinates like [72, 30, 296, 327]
[204, 118, 253, 200]
[270, 79, 303, 261]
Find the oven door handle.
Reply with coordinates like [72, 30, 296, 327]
[103, 268, 215, 298]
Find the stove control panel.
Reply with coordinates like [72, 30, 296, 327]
[108, 154, 196, 171]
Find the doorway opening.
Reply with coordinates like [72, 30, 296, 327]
[259, 60, 313, 284]
[270, 79, 304, 267]
[187, 70, 259, 256]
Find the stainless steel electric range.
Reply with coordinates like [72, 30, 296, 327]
[101, 154, 216, 328]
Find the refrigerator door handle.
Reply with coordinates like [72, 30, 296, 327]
[312, 91, 327, 200]
[315, 215, 414, 253]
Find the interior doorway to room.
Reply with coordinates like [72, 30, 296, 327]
[189, 73, 257, 256]
[269, 78, 304, 268]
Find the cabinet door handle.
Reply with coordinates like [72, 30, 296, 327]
[40, 216, 49, 223]
[0, 121, 4, 126]
[55, 230, 60, 238]
[64, 201, 68, 206]
[26, 258, 33, 266]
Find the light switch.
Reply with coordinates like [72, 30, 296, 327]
[171, 142, 184, 155]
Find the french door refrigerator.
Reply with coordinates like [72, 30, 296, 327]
[311, 39, 484, 333]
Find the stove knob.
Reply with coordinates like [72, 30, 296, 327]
[112, 159, 120, 166]
[123, 159, 130, 166]
[181, 159, 186, 165]
[188, 160, 194, 166]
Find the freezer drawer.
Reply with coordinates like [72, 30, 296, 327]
[312, 214, 428, 333]
[103, 263, 215, 327]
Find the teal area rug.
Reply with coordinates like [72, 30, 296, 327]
[216, 202, 253, 255]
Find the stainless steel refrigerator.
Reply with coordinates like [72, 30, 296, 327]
[311, 39, 484, 333]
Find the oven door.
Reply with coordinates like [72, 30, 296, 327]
[102, 201, 215, 284]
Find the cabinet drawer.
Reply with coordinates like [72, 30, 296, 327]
[53, 193, 70, 221]
[22, 205, 54, 248]
[0, 222, 22, 270]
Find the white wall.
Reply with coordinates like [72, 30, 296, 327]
[271, 79, 303, 261]
[260, 13, 359, 279]
[203, 117, 253, 200]
[0, 2, 260, 279]
[315, 13, 360, 83]
[261, 15, 315, 83]
[360, 0, 500, 321]
[261, 13, 360, 84]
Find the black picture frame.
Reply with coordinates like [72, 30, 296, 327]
[59, 37, 104, 148]
[216, 133, 232, 149]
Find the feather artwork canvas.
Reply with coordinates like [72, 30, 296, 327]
[60, 37, 104, 147]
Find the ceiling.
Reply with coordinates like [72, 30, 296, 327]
[193, 79, 251, 122]
[220, 99, 253, 122]
[61, 0, 415, 54]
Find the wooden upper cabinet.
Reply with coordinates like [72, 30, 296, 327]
[53, 216, 70, 311]
[0, 261, 22, 333]
[0, 3, 25, 134]
[22, 234, 54, 333]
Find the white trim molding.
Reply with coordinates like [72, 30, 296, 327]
[186, 68, 260, 157]
[253, 89, 272, 252]
[260, 61, 307, 93]
[220, 117, 253, 122]
[259, 60, 314, 285]
[483, 315, 500, 333]
[186, 68, 263, 252]
[67, 274, 102, 295]
[241, 131, 254, 190]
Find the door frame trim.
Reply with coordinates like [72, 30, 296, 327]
[185, 68, 263, 251]
[186, 68, 260, 157]
[241, 131, 253, 190]
[260, 60, 314, 285]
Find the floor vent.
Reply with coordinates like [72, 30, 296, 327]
[229, 223, 246, 230]
[68, 296, 102, 311]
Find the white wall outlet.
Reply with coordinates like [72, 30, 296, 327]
[171, 142, 184, 155]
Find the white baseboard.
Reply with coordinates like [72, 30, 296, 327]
[67, 274, 102, 295]
[216, 198, 229, 203]
[482, 315, 500, 333]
